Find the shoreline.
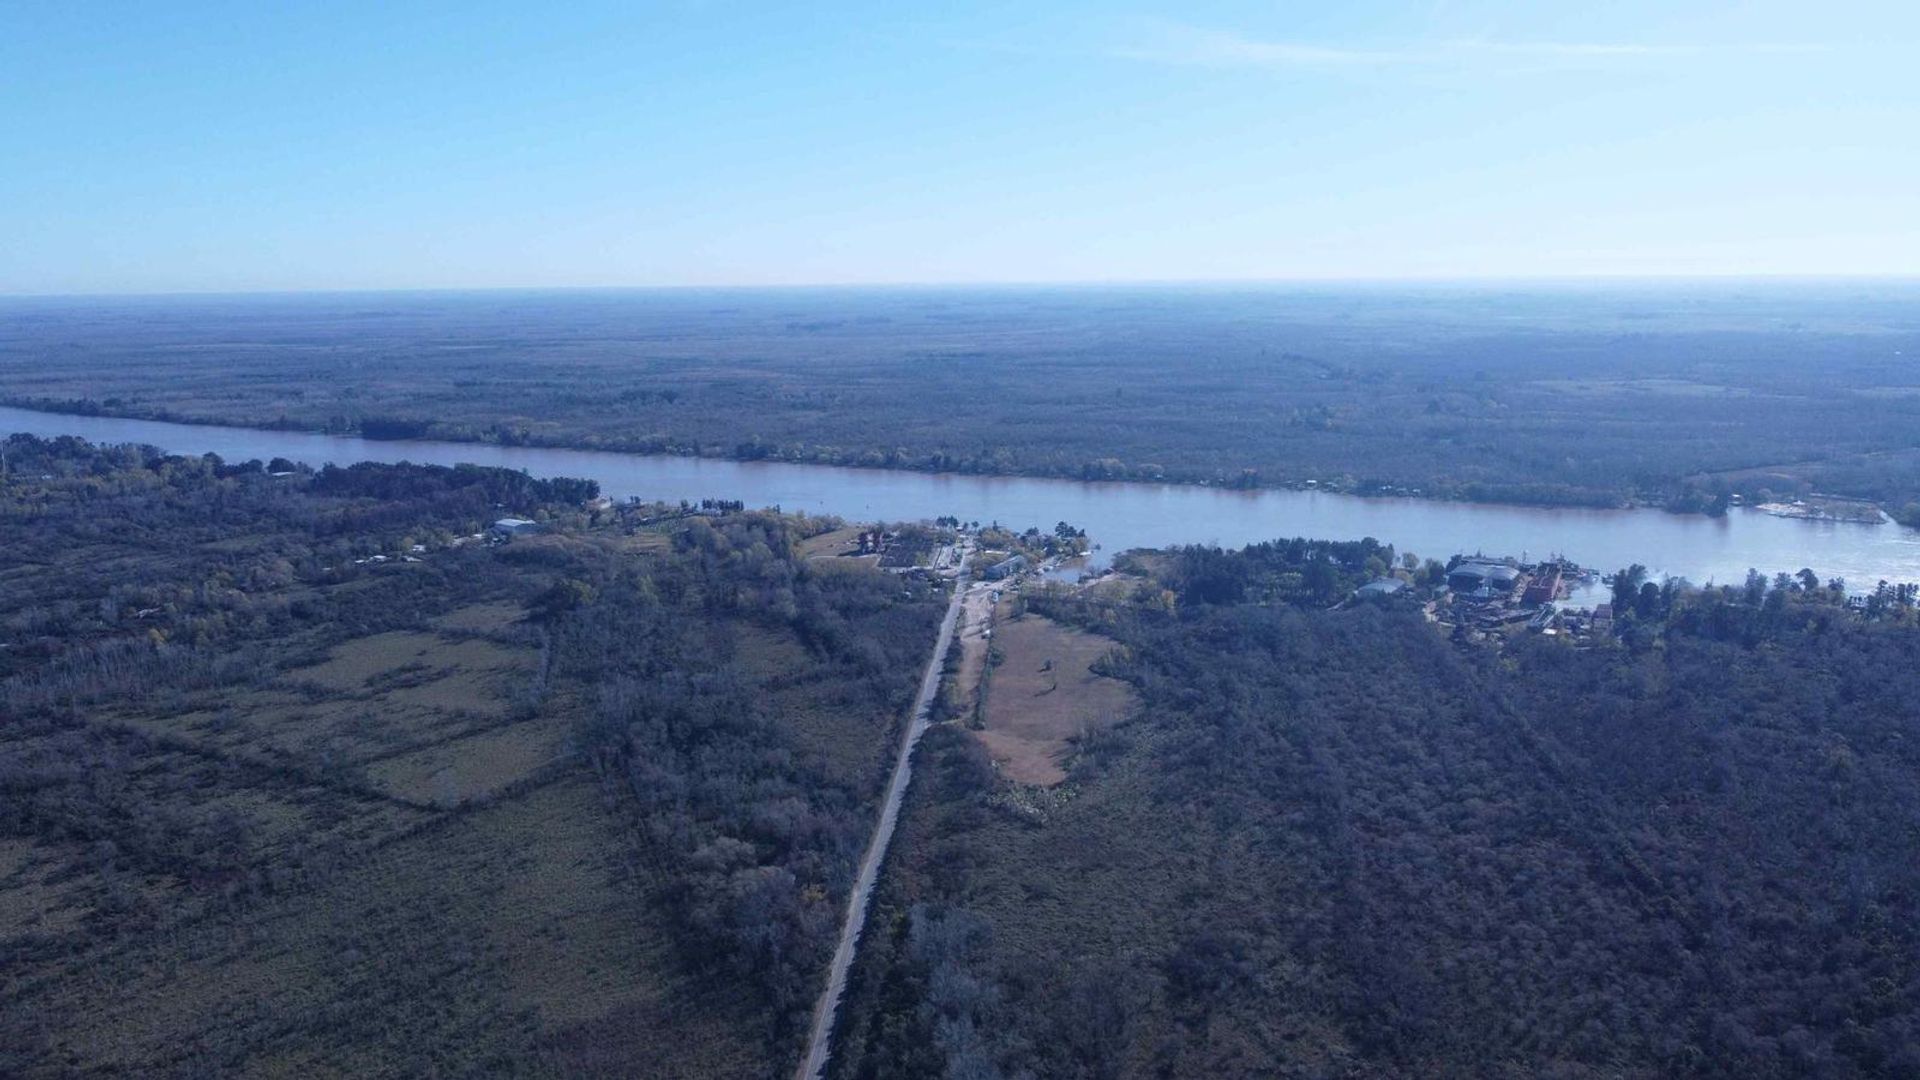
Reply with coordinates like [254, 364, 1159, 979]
[0, 398, 1727, 520]
[9, 402, 1920, 592]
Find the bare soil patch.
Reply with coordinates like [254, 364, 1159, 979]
[952, 583, 999, 717]
[975, 613, 1133, 786]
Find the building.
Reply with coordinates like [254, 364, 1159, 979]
[1447, 560, 1521, 597]
[984, 554, 1028, 580]
[491, 517, 543, 537]
[1354, 578, 1408, 600]
[1522, 565, 1563, 606]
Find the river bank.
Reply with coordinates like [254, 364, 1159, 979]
[6, 404, 1920, 594]
[0, 397, 1658, 514]
[1756, 495, 1889, 525]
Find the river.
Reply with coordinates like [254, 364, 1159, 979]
[7, 405, 1920, 595]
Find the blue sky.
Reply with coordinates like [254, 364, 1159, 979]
[3, 1, 1916, 293]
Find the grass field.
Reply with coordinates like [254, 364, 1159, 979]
[799, 526, 865, 559]
[18, 773, 774, 1077]
[973, 610, 1134, 786]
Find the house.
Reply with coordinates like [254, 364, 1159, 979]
[491, 517, 543, 537]
[1354, 578, 1408, 600]
[984, 554, 1028, 580]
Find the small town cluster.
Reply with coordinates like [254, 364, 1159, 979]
[1358, 555, 1614, 645]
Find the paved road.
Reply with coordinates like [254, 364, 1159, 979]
[794, 557, 971, 1080]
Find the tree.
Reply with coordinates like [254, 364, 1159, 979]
[1304, 554, 1339, 602]
[532, 578, 596, 620]
[1611, 564, 1648, 612]
[1637, 581, 1662, 618]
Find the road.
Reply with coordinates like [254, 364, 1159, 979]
[794, 548, 971, 1080]
[950, 577, 999, 706]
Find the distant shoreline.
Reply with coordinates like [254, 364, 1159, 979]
[0, 396, 1634, 507]
[13, 400, 1920, 595]
[7, 398, 1913, 534]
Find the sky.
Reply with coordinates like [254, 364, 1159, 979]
[2, 1, 1917, 293]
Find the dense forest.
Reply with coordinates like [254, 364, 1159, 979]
[0, 433, 942, 1076]
[5, 284, 1920, 518]
[830, 539, 1920, 1079]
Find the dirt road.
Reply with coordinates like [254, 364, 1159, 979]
[951, 578, 999, 710]
[793, 558, 970, 1080]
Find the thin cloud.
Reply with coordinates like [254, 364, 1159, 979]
[1110, 20, 1825, 70]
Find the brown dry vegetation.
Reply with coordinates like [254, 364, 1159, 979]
[799, 525, 865, 559]
[950, 584, 998, 719]
[973, 609, 1135, 786]
[18, 775, 780, 1077]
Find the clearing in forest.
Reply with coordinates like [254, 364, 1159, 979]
[799, 526, 870, 560]
[975, 612, 1134, 786]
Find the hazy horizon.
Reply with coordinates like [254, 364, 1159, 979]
[8, 272, 1920, 303]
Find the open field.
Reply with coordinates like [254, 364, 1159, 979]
[364, 714, 566, 805]
[13, 775, 776, 1077]
[974, 610, 1134, 786]
[108, 625, 544, 788]
[800, 525, 865, 558]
